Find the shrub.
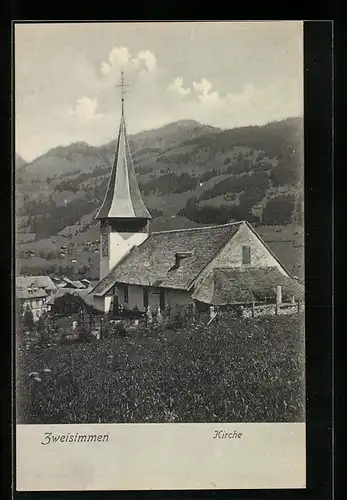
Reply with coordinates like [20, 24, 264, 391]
[77, 326, 93, 343]
[114, 321, 127, 337]
[23, 305, 34, 332]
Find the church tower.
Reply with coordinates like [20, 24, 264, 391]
[95, 72, 151, 280]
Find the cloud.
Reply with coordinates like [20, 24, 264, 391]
[192, 78, 212, 94]
[100, 46, 157, 76]
[100, 46, 131, 75]
[167, 77, 191, 96]
[226, 82, 256, 105]
[191, 79, 259, 109]
[192, 78, 220, 106]
[69, 96, 103, 122]
[134, 50, 157, 72]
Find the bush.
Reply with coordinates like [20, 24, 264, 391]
[77, 326, 93, 343]
[114, 321, 127, 337]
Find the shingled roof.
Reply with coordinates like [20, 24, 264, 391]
[194, 267, 304, 306]
[91, 222, 243, 296]
[46, 287, 103, 311]
[16, 276, 56, 291]
[16, 288, 48, 300]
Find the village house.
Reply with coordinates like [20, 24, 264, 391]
[16, 276, 57, 321]
[16, 287, 48, 321]
[88, 73, 303, 315]
[16, 275, 56, 296]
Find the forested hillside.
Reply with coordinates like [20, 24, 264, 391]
[15, 117, 304, 279]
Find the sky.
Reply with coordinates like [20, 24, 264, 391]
[15, 22, 303, 162]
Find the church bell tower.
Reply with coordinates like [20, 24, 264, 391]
[95, 72, 151, 280]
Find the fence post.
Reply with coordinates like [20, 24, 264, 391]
[297, 299, 300, 314]
[252, 302, 255, 318]
[276, 285, 282, 315]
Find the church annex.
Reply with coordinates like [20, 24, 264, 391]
[90, 73, 303, 314]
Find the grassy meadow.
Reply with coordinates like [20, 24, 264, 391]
[16, 313, 305, 424]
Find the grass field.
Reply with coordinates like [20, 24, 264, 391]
[16, 313, 305, 424]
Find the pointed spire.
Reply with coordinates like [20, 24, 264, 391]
[96, 73, 151, 220]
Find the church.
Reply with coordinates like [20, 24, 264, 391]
[89, 74, 303, 315]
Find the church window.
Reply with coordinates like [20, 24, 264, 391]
[143, 288, 148, 309]
[102, 234, 109, 257]
[123, 285, 129, 303]
[160, 289, 165, 310]
[242, 245, 251, 264]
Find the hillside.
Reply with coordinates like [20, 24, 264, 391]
[15, 117, 304, 279]
[16, 154, 27, 170]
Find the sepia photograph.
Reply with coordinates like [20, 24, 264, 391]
[13, 20, 310, 491]
[14, 22, 305, 429]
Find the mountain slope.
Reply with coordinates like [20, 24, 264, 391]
[16, 154, 27, 170]
[19, 120, 219, 179]
[16, 117, 304, 278]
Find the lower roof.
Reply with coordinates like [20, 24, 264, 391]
[92, 222, 243, 296]
[195, 267, 304, 306]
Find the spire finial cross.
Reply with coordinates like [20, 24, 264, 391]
[116, 70, 129, 103]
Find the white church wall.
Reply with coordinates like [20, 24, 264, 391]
[99, 231, 149, 280]
[104, 295, 112, 313]
[93, 296, 106, 313]
[115, 284, 143, 311]
[113, 285, 192, 314]
[109, 232, 148, 270]
[148, 290, 160, 312]
[165, 289, 193, 315]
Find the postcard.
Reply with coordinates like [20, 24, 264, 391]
[14, 21, 305, 491]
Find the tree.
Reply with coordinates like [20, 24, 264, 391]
[262, 195, 296, 226]
[16, 300, 25, 340]
[36, 313, 51, 346]
[270, 161, 298, 187]
[23, 305, 34, 331]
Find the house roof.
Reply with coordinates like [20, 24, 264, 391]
[92, 222, 243, 296]
[59, 277, 86, 289]
[95, 105, 151, 220]
[46, 287, 103, 311]
[16, 288, 48, 300]
[16, 275, 56, 291]
[71, 280, 85, 289]
[194, 267, 304, 306]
